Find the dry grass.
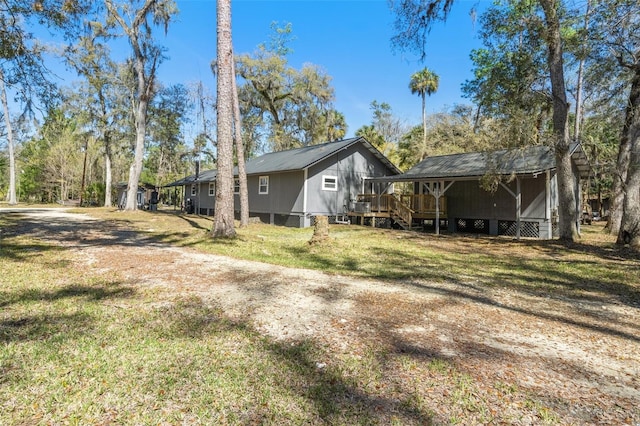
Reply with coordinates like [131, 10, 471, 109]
[1, 207, 638, 425]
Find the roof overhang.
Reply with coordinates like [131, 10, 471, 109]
[570, 143, 590, 179]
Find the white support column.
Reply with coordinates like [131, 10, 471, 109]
[516, 177, 521, 239]
[303, 168, 308, 214]
[499, 179, 522, 240]
[434, 182, 441, 235]
[545, 170, 552, 238]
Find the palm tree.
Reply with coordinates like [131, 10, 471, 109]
[409, 68, 439, 160]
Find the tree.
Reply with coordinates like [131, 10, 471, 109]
[0, 70, 17, 204]
[391, 0, 580, 241]
[398, 104, 494, 169]
[589, 0, 640, 246]
[211, 0, 236, 238]
[409, 67, 439, 160]
[1, 0, 88, 204]
[145, 84, 192, 186]
[356, 101, 407, 165]
[104, 0, 177, 211]
[64, 28, 127, 207]
[231, 58, 249, 227]
[461, 4, 552, 146]
[235, 24, 345, 152]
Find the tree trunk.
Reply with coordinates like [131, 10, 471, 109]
[125, 94, 148, 211]
[0, 69, 17, 205]
[611, 67, 640, 238]
[232, 56, 249, 227]
[211, 0, 236, 238]
[104, 142, 113, 207]
[421, 93, 427, 160]
[617, 65, 640, 248]
[573, 0, 590, 140]
[619, 144, 640, 248]
[309, 215, 330, 245]
[541, 0, 578, 242]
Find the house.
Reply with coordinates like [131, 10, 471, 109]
[116, 182, 158, 210]
[166, 137, 401, 228]
[356, 144, 590, 239]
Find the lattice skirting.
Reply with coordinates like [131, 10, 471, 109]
[456, 218, 490, 234]
[498, 220, 540, 238]
[315, 215, 390, 228]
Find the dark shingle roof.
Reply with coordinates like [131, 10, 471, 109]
[164, 137, 400, 186]
[244, 137, 399, 175]
[370, 143, 589, 182]
[404, 145, 555, 179]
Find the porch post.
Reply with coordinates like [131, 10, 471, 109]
[435, 181, 441, 235]
[516, 177, 521, 240]
[545, 170, 552, 238]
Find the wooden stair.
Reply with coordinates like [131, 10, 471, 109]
[389, 194, 414, 230]
[390, 213, 411, 230]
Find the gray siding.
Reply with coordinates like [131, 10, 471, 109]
[176, 139, 399, 228]
[446, 176, 548, 222]
[185, 182, 216, 215]
[246, 171, 305, 215]
[307, 142, 394, 215]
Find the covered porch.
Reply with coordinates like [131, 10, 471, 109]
[349, 181, 449, 232]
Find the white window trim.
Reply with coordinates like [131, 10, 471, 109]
[322, 175, 338, 191]
[259, 176, 269, 194]
[191, 184, 196, 196]
[208, 182, 215, 197]
[234, 178, 240, 194]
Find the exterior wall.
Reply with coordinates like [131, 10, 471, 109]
[184, 182, 216, 215]
[244, 170, 304, 214]
[445, 174, 555, 238]
[306, 143, 394, 217]
[177, 141, 398, 228]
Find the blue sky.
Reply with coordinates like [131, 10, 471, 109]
[157, 0, 488, 138]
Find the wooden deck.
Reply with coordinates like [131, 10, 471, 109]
[349, 194, 447, 230]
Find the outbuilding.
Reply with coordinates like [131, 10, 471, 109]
[357, 144, 590, 239]
[166, 137, 401, 227]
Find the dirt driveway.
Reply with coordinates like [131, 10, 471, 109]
[3, 208, 639, 424]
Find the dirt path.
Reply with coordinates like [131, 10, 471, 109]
[4, 208, 639, 424]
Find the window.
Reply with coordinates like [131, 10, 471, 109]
[208, 182, 215, 197]
[322, 175, 338, 191]
[234, 178, 240, 194]
[191, 184, 196, 196]
[259, 176, 269, 194]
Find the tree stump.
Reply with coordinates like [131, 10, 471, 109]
[309, 215, 330, 245]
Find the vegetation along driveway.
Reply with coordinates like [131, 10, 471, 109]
[1, 208, 639, 425]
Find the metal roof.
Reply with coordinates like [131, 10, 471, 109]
[244, 137, 400, 175]
[165, 137, 401, 186]
[368, 143, 590, 183]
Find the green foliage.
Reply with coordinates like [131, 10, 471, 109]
[145, 84, 193, 186]
[409, 67, 439, 98]
[462, 3, 551, 147]
[235, 23, 346, 152]
[355, 101, 408, 166]
[397, 105, 496, 170]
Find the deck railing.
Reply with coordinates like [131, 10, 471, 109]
[389, 194, 413, 225]
[355, 193, 447, 216]
[355, 193, 391, 212]
[400, 194, 447, 215]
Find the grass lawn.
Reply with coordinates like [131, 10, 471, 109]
[1, 207, 638, 425]
[83, 208, 639, 303]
